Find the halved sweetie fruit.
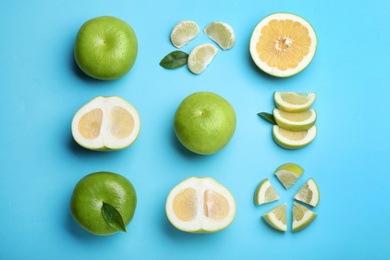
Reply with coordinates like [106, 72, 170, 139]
[71, 96, 141, 151]
[166, 177, 236, 233]
[250, 13, 317, 77]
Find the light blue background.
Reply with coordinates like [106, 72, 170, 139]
[1, 0, 389, 259]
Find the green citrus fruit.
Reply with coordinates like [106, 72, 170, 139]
[70, 171, 137, 236]
[173, 92, 236, 155]
[74, 16, 138, 80]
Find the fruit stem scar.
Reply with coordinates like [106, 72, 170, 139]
[275, 37, 292, 52]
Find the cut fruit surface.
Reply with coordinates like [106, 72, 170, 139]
[294, 178, 320, 207]
[170, 20, 200, 48]
[292, 202, 317, 232]
[204, 22, 236, 50]
[254, 178, 279, 205]
[187, 43, 218, 74]
[250, 13, 317, 77]
[262, 203, 287, 232]
[166, 177, 236, 233]
[272, 125, 317, 149]
[274, 163, 304, 189]
[274, 92, 316, 113]
[71, 96, 140, 151]
[273, 108, 317, 131]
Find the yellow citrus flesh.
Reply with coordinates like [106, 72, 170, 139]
[294, 178, 320, 207]
[262, 203, 287, 232]
[166, 177, 236, 233]
[250, 13, 317, 77]
[254, 178, 279, 205]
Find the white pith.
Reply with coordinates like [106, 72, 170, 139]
[165, 177, 236, 232]
[71, 96, 140, 150]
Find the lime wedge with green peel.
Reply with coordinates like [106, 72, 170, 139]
[273, 108, 317, 132]
[292, 202, 317, 232]
[204, 22, 236, 50]
[274, 163, 304, 189]
[170, 20, 200, 48]
[262, 203, 287, 232]
[254, 178, 279, 205]
[272, 125, 317, 150]
[274, 92, 316, 112]
[294, 178, 320, 207]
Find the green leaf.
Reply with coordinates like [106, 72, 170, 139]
[159, 50, 189, 69]
[258, 112, 276, 125]
[101, 202, 127, 233]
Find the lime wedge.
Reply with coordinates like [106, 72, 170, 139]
[294, 178, 320, 207]
[262, 203, 287, 232]
[274, 163, 304, 189]
[254, 178, 279, 205]
[292, 202, 317, 232]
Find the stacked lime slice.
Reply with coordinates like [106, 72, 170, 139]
[272, 92, 317, 149]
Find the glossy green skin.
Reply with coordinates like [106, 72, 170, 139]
[174, 92, 236, 155]
[70, 172, 137, 236]
[74, 16, 138, 80]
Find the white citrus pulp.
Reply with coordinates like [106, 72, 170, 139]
[250, 13, 317, 77]
[188, 43, 218, 74]
[71, 96, 140, 151]
[294, 178, 320, 207]
[166, 177, 236, 233]
[204, 22, 236, 50]
[170, 20, 200, 48]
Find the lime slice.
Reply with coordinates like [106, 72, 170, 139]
[274, 92, 316, 113]
[272, 125, 317, 150]
[170, 20, 200, 48]
[204, 22, 236, 50]
[249, 13, 317, 77]
[187, 43, 218, 74]
[254, 178, 279, 205]
[274, 163, 304, 189]
[273, 108, 317, 131]
[294, 178, 320, 207]
[292, 202, 317, 232]
[262, 203, 287, 232]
